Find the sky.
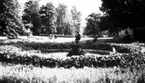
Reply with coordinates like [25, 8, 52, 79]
[18, 0, 103, 34]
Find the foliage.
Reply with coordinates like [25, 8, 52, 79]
[24, 23, 33, 36]
[84, 13, 101, 36]
[0, 0, 26, 38]
[0, 39, 145, 83]
[21, 2, 80, 35]
[56, 3, 72, 35]
[63, 22, 73, 35]
[0, 42, 144, 68]
[98, 16, 116, 33]
[0, 40, 113, 52]
[0, 51, 119, 68]
[100, 0, 145, 30]
[0, 63, 139, 83]
[56, 4, 66, 34]
[22, 0, 41, 35]
[70, 6, 82, 33]
[39, 2, 57, 35]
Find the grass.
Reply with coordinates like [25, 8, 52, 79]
[0, 63, 140, 83]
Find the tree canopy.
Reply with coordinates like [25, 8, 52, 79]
[56, 3, 72, 35]
[39, 2, 57, 34]
[0, 0, 26, 38]
[22, 0, 41, 35]
[84, 13, 101, 36]
[71, 6, 82, 33]
[56, 3, 67, 34]
[100, 0, 145, 29]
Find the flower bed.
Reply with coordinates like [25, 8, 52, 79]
[0, 48, 144, 68]
[0, 42, 145, 68]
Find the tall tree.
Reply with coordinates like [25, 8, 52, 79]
[70, 6, 82, 34]
[39, 2, 56, 35]
[56, 3, 67, 35]
[100, 0, 145, 40]
[22, 0, 41, 35]
[56, 3, 72, 35]
[84, 13, 101, 36]
[98, 16, 114, 32]
[63, 22, 72, 35]
[63, 13, 73, 35]
[0, 0, 26, 38]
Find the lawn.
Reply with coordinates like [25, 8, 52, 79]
[0, 63, 136, 83]
[0, 36, 145, 83]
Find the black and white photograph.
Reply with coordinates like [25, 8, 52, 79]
[0, 0, 145, 83]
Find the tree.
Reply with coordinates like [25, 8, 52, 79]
[84, 13, 101, 36]
[62, 14, 73, 35]
[22, 0, 41, 35]
[56, 3, 67, 34]
[56, 3, 73, 35]
[39, 2, 56, 35]
[70, 6, 82, 34]
[98, 16, 114, 32]
[0, 0, 26, 38]
[100, 0, 145, 40]
[63, 22, 72, 35]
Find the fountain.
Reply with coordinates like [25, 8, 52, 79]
[67, 32, 85, 57]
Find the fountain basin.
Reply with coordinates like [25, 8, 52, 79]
[41, 49, 111, 55]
